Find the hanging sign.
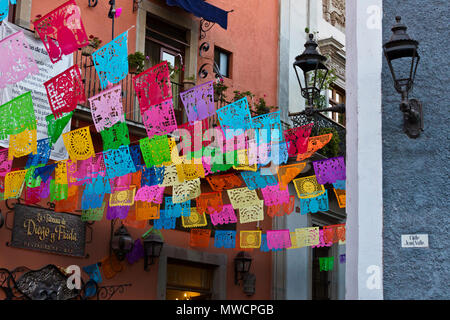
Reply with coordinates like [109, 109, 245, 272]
[10, 204, 86, 257]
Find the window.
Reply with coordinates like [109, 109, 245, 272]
[327, 86, 346, 126]
[166, 259, 214, 300]
[145, 13, 188, 124]
[214, 47, 231, 78]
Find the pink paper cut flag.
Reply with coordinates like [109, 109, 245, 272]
[33, 0, 89, 64]
[0, 31, 38, 89]
[266, 229, 292, 250]
[142, 98, 178, 139]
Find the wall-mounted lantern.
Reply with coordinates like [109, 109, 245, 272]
[143, 233, 164, 271]
[383, 16, 423, 138]
[111, 225, 134, 261]
[242, 273, 256, 296]
[234, 251, 253, 284]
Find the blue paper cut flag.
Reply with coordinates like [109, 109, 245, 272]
[214, 230, 236, 248]
[92, 31, 128, 89]
[26, 138, 51, 168]
[103, 145, 136, 179]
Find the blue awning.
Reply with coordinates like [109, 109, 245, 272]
[166, 0, 229, 30]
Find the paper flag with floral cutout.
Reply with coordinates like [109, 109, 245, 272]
[296, 133, 333, 161]
[311, 229, 333, 248]
[240, 231, 262, 249]
[54, 185, 79, 213]
[319, 257, 334, 272]
[180, 80, 215, 123]
[142, 98, 178, 139]
[46, 111, 73, 147]
[44, 64, 85, 118]
[50, 180, 68, 201]
[23, 186, 39, 204]
[81, 182, 104, 210]
[158, 165, 181, 187]
[33, 163, 57, 183]
[293, 175, 326, 199]
[334, 188, 346, 208]
[8, 128, 37, 160]
[0, 149, 12, 177]
[81, 202, 106, 222]
[206, 173, 243, 191]
[181, 208, 207, 228]
[39, 179, 51, 199]
[295, 227, 320, 248]
[82, 263, 102, 284]
[135, 201, 160, 220]
[130, 144, 142, 167]
[177, 118, 210, 158]
[134, 185, 165, 204]
[214, 230, 236, 249]
[260, 234, 270, 252]
[323, 224, 346, 244]
[190, 229, 211, 248]
[176, 163, 206, 181]
[168, 137, 185, 165]
[100, 120, 130, 150]
[233, 149, 258, 172]
[261, 184, 290, 206]
[209, 204, 237, 226]
[172, 178, 201, 203]
[0, 0, 16, 22]
[100, 254, 123, 279]
[196, 192, 223, 215]
[4, 169, 27, 199]
[227, 187, 260, 210]
[153, 210, 176, 230]
[133, 61, 172, 114]
[238, 200, 264, 224]
[24, 165, 43, 188]
[109, 187, 136, 207]
[126, 239, 145, 265]
[140, 135, 171, 167]
[333, 180, 345, 190]
[92, 31, 128, 89]
[0, 92, 36, 139]
[267, 229, 291, 250]
[300, 190, 329, 214]
[284, 123, 314, 156]
[25, 138, 51, 169]
[141, 165, 165, 187]
[165, 196, 191, 218]
[62, 126, 95, 161]
[266, 195, 295, 218]
[33, 0, 89, 63]
[106, 203, 131, 220]
[252, 110, 283, 145]
[123, 208, 148, 229]
[89, 85, 124, 132]
[216, 97, 253, 140]
[210, 150, 237, 173]
[312, 156, 346, 185]
[0, 30, 38, 89]
[103, 145, 136, 179]
[240, 170, 278, 191]
[287, 232, 300, 249]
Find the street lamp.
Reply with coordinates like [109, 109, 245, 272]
[111, 224, 134, 261]
[143, 233, 164, 271]
[234, 251, 253, 285]
[291, 34, 345, 118]
[383, 16, 423, 138]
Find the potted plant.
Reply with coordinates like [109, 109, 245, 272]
[213, 78, 228, 103]
[31, 14, 43, 38]
[128, 52, 145, 74]
[82, 35, 102, 56]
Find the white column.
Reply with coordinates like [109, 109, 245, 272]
[345, 0, 383, 300]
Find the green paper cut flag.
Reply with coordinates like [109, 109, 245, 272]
[140, 135, 171, 167]
[100, 120, 130, 150]
[319, 257, 334, 272]
[50, 179, 68, 201]
[46, 111, 73, 147]
[0, 92, 36, 139]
